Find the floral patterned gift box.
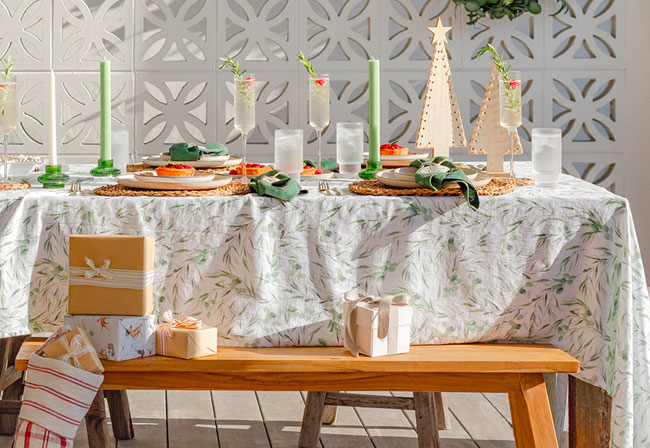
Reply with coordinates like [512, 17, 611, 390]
[64, 314, 156, 361]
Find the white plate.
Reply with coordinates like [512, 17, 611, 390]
[142, 155, 242, 168]
[377, 169, 492, 189]
[363, 152, 429, 167]
[160, 153, 230, 163]
[394, 166, 479, 182]
[302, 170, 334, 180]
[117, 174, 232, 190]
[132, 170, 215, 184]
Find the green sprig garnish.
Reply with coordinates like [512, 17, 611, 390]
[218, 55, 247, 79]
[475, 44, 521, 111]
[297, 52, 318, 78]
[0, 55, 15, 116]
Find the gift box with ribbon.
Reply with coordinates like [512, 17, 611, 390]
[64, 314, 156, 361]
[156, 310, 217, 359]
[41, 327, 104, 373]
[343, 292, 413, 357]
[68, 235, 155, 316]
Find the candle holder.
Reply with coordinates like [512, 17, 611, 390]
[38, 164, 69, 188]
[359, 160, 383, 179]
[90, 159, 120, 177]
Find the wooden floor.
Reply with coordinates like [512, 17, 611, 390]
[0, 391, 568, 447]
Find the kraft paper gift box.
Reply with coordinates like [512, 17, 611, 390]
[156, 311, 217, 359]
[64, 314, 156, 361]
[343, 292, 413, 357]
[41, 327, 104, 373]
[68, 235, 155, 316]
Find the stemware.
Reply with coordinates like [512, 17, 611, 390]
[234, 74, 256, 182]
[308, 75, 330, 170]
[0, 75, 17, 185]
[498, 70, 522, 180]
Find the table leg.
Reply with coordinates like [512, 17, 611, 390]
[569, 376, 611, 448]
[508, 373, 558, 448]
[105, 390, 134, 440]
[85, 390, 111, 448]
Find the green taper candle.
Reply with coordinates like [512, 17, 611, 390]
[100, 60, 111, 161]
[360, 58, 383, 179]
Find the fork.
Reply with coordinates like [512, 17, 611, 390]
[318, 180, 330, 192]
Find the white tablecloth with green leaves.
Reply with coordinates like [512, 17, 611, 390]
[0, 163, 648, 447]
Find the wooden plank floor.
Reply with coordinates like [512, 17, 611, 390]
[0, 391, 568, 447]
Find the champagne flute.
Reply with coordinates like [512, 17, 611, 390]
[0, 75, 17, 185]
[499, 71, 522, 180]
[234, 74, 256, 182]
[308, 75, 330, 170]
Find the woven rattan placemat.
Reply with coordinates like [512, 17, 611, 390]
[94, 183, 250, 197]
[0, 182, 30, 190]
[348, 177, 533, 197]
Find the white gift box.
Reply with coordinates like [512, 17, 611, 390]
[343, 293, 413, 357]
[64, 314, 156, 361]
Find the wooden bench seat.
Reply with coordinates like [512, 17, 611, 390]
[15, 339, 579, 448]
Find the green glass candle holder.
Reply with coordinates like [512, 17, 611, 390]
[37, 165, 69, 189]
[359, 159, 383, 180]
[90, 159, 120, 177]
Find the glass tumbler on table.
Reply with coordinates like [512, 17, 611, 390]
[0, 76, 17, 185]
[499, 71, 522, 180]
[234, 74, 256, 182]
[309, 75, 330, 170]
[532, 128, 562, 188]
[336, 122, 363, 176]
[275, 129, 304, 185]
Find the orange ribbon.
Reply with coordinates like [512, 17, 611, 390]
[159, 310, 202, 356]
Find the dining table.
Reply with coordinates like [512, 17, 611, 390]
[0, 162, 648, 447]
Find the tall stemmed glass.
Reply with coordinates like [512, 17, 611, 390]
[234, 74, 255, 182]
[0, 75, 17, 185]
[308, 75, 330, 170]
[499, 71, 522, 180]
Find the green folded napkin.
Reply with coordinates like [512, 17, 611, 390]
[248, 170, 305, 202]
[410, 157, 480, 209]
[304, 158, 338, 172]
[169, 143, 228, 161]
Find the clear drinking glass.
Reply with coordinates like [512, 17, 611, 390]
[532, 128, 562, 188]
[309, 75, 330, 170]
[111, 123, 130, 173]
[234, 74, 256, 182]
[0, 76, 17, 185]
[336, 122, 363, 175]
[499, 71, 522, 180]
[275, 129, 303, 185]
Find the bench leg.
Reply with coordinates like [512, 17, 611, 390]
[322, 405, 337, 425]
[433, 392, 449, 431]
[85, 390, 111, 448]
[508, 373, 558, 448]
[298, 392, 326, 448]
[105, 390, 134, 440]
[0, 335, 29, 435]
[413, 392, 440, 448]
[568, 376, 611, 448]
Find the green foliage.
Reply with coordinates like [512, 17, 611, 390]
[1, 56, 14, 81]
[452, 0, 568, 25]
[218, 55, 247, 79]
[296, 52, 318, 78]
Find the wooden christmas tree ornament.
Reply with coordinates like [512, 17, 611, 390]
[416, 18, 466, 158]
[468, 63, 523, 174]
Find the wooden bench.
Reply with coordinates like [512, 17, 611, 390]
[15, 339, 579, 448]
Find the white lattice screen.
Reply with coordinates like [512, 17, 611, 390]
[0, 0, 624, 193]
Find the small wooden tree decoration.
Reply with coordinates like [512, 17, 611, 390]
[416, 18, 466, 158]
[468, 63, 523, 173]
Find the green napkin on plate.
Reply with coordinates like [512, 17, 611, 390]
[248, 170, 306, 202]
[410, 157, 479, 209]
[169, 143, 228, 161]
[304, 158, 338, 172]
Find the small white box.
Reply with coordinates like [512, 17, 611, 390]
[344, 299, 413, 357]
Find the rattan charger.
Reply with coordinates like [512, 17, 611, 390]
[94, 182, 250, 197]
[348, 177, 532, 197]
[0, 182, 30, 190]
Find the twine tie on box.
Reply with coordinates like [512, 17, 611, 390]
[159, 310, 203, 356]
[69, 257, 155, 290]
[58, 334, 93, 370]
[83, 257, 113, 279]
[344, 292, 409, 357]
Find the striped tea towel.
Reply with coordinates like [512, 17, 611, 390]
[16, 353, 104, 440]
[13, 420, 72, 448]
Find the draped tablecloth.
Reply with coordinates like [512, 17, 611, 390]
[0, 163, 648, 447]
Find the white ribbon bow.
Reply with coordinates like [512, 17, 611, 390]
[159, 310, 204, 356]
[344, 292, 409, 357]
[84, 257, 113, 280]
[58, 334, 93, 369]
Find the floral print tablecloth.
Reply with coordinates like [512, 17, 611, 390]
[0, 164, 648, 447]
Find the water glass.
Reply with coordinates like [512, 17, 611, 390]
[336, 122, 363, 175]
[532, 128, 562, 188]
[112, 123, 130, 173]
[275, 129, 303, 184]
